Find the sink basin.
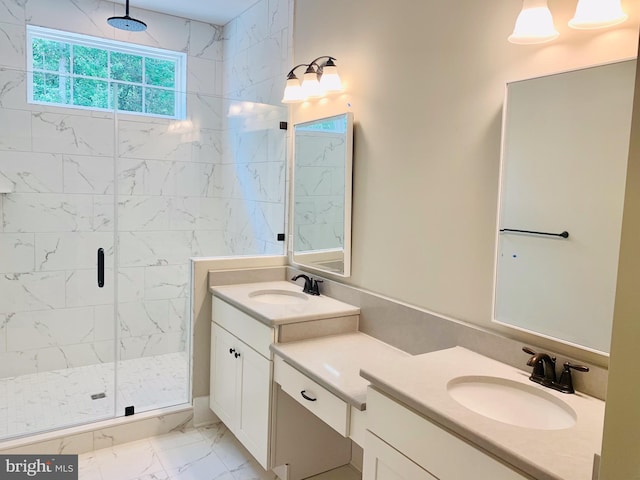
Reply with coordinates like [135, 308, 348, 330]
[248, 289, 309, 305]
[447, 376, 576, 430]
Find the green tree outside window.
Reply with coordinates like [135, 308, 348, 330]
[29, 27, 185, 119]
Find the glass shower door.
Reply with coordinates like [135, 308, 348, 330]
[112, 91, 287, 417]
[0, 67, 118, 439]
[113, 89, 198, 416]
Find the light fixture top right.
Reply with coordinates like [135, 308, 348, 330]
[509, 0, 629, 45]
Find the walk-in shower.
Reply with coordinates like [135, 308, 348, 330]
[0, 67, 287, 440]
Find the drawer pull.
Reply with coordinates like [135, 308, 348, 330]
[300, 390, 317, 402]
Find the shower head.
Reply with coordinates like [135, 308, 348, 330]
[107, 16, 147, 31]
[108, 0, 147, 32]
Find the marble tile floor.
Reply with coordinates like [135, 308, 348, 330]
[0, 352, 189, 440]
[79, 423, 362, 480]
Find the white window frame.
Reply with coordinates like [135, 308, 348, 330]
[26, 25, 187, 119]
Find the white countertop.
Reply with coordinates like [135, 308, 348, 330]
[210, 281, 360, 326]
[361, 346, 605, 480]
[271, 332, 410, 410]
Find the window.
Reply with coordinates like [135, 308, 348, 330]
[27, 26, 187, 119]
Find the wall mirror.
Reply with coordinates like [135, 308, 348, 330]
[291, 112, 354, 277]
[493, 59, 636, 354]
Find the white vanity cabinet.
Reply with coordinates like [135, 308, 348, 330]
[209, 280, 372, 479]
[210, 297, 275, 470]
[364, 388, 530, 480]
[364, 432, 437, 480]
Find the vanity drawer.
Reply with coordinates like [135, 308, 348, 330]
[212, 297, 274, 359]
[274, 356, 349, 436]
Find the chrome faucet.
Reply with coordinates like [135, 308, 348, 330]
[523, 347, 589, 394]
[291, 274, 322, 295]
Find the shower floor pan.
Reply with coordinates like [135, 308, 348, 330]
[0, 351, 188, 440]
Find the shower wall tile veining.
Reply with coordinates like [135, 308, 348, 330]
[220, 0, 291, 254]
[223, 0, 290, 104]
[0, 0, 289, 439]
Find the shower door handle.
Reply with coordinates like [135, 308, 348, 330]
[97, 248, 104, 288]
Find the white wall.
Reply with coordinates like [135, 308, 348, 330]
[291, 0, 640, 364]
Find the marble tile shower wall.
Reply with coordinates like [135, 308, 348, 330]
[222, 0, 291, 105]
[219, 0, 292, 254]
[220, 103, 287, 255]
[0, 0, 288, 377]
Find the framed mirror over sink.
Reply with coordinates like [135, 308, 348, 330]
[291, 112, 354, 277]
[493, 59, 636, 355]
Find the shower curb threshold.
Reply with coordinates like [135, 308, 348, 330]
[0, 403, 193, 455]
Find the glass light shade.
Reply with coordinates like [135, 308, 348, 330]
[301, 70, 322, 98]
[569, 0, 628, 29]
[281, 77, 304, 103]
[508, 0, 559, 45]
[319, 64, 342, 92]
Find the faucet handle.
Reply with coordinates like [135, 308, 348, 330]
[564, 362, 589, 373]
[311, 279, 323, 296]
[522, 346, 545, 378]
[556, 362, 590, 394]
[522, 346, 556, 364]
[522, 346, 557, 382]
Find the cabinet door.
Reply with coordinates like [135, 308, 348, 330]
[363, 432, 437, 480]
[237, 341, 272, 469]
[210, 324, 240, 428]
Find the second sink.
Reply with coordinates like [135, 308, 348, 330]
[248, 289, 309, 305]
[447, 375, 576, 430]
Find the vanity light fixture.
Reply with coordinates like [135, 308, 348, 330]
[301, 64, 323, 98]
[509, 0, 559, 44]
[282, 56, 342, 104]
[509, 0, 628, 44]
[318, 57, 342, 92]
[569, 0, 628, 29]
[282, 70, 305, 103]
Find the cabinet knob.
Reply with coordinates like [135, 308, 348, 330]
[234, 352, 241, 359]
[229, 348, 235, 355]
